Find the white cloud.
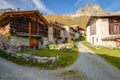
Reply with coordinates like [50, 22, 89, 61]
[0, 0, 16, 9]
[74, 0, 98, 6]
[32, 0, 52, 13]
[74, 0, 83, 6]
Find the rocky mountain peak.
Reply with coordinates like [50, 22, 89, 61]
[85, 4, 101, 10]
[72, 4, 107, 17]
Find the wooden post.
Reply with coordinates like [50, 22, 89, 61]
[29, 22, 31, 36]
[37, 23, 39, 35]
[29, 21, 31, 48]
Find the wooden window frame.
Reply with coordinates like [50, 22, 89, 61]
[109, 18, 120, 35]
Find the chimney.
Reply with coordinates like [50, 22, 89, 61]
[17, 8, 20, 11]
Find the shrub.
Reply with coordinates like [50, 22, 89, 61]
[74, 36, 86, 41]
[47, 44, 59, 49]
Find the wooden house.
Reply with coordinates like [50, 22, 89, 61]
[86, 15, 120, 48]
[0, 10, 51, 50]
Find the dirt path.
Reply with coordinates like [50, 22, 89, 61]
[74, 42, 120, 80]
[0, 42, 120, 80]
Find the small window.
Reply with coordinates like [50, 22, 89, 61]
[96, 38, 98, 42]
[113, 24, 118, 34]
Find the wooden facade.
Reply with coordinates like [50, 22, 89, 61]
[0, 10, 50, 49]
[109, 17, 120, 35]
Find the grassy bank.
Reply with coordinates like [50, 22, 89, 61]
[0, 46, 79, 70]
[81, 41, 120, 69]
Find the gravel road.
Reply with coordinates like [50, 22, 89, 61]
[0, 42, 120, 80]
[73, 43, 120, 80]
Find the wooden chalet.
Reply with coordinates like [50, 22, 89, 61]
[0, 10, 51, 50]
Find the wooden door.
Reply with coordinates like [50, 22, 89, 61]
[30, 38, 38, 48]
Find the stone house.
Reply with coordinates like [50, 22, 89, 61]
[70, 25, 85, 37]
[77, 26, 85, 36]
[0, 10, 53, 50]
[69, 26, 80, 40]
[50, 22, 82, 42]
[86, 15, 120, 48]
[50, 22, 71, 43]
[49, 21, 66, 44]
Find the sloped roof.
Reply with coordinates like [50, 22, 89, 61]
[86, 14, 120, 27]
[102, 35, 120, 41]
[0, 10, 50, 27]
[49, 21, 65, 30]
[70, 25, 85, 31]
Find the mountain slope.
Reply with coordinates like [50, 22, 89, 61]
[44, 14, 89, 29]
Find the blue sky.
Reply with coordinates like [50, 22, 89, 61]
[0, 0, 120, 14]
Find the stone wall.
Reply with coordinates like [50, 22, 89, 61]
[62, 26, 71, 42]
[9, 36, 29, 47]
[9, 36, 29, 51]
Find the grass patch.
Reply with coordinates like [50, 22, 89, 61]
[81, 41, 120, 69]
[0, 46, 79, 70]
[21, 46, 79, 68]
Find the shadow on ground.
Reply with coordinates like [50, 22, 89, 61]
[97, 54, 120, 69]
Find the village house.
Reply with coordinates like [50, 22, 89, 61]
[49, 21, 67, 44]
[69, 26, 80, 40]
[51, 22, 72, 43]
[86, 15, 120, 48]
[0, 10, 53, 51]
[77, 26, 85, 36]
[70, 25, 85, 37]
[50, 22, 83, 42]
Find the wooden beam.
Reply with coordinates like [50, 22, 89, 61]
[37, 23, 39, 35]
[29, 21, 31, 36]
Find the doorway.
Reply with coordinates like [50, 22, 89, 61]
[30, 38, 38, 48]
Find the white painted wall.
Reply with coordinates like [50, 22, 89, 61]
[48, 27, 54, 43]
[62, 26, 71, 41]
[87, 18, 109, 46]
[87, 26, 90, 42]
[95, 19, 102, 46]
[101, 19, 110, 38]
